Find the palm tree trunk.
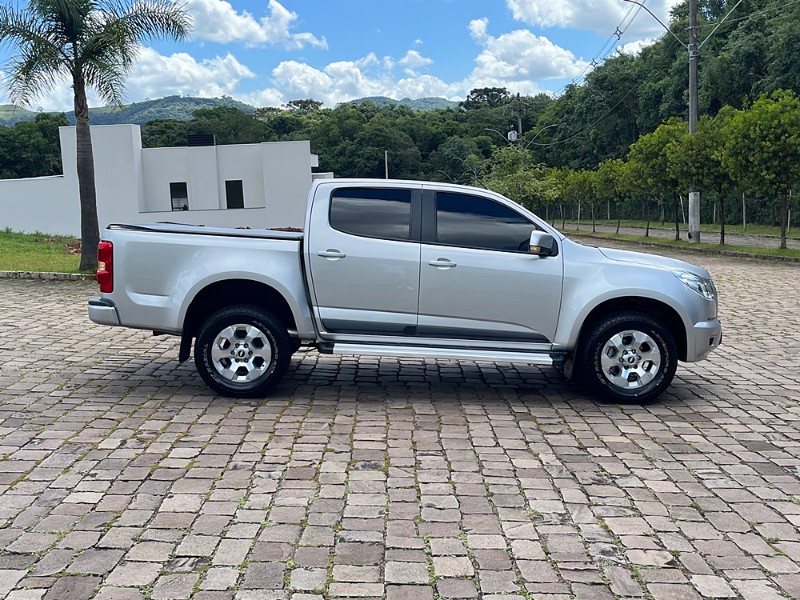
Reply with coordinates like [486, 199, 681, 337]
[74, 74, 100, 271]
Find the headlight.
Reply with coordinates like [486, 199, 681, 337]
[673, 271, 717, 300]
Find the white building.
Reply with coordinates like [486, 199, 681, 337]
[0, 124, 326, 236]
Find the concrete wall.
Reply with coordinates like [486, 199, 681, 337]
[0, 124, 318, 236]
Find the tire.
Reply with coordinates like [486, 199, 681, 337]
[577, 311, 677, 403]
[194, 305, 291, 398]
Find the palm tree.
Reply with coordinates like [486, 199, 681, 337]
[0, 0, 190, 270]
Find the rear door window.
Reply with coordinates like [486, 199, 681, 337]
[330, 188, 413, 241]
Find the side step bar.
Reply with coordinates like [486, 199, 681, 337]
[325, 343, 556, 366]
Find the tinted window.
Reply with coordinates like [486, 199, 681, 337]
[436, 192, 534, 252]
[330, 188, 412, 241]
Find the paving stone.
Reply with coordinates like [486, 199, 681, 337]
[67, 549, 125, 574]
[105, 562, 161, 587]
[436, 579, 478, 598]
[385, 561, 428, 584]
[202, 567, 240, 590]
[151, 573, 199, 599]
[289, 569, 327, 591]
[42, 575, 99, 600]
[242, 562, 285, 589]
[433, 556, 474, 577]
[386, 585, 434, 600]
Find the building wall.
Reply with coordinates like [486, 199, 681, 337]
[0, 124, 318, 236]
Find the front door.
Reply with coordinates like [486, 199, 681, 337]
[417, 190, 563, 344]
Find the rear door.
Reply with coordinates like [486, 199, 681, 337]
[417, 189, 563, 344]
[306, 184, 422, 336]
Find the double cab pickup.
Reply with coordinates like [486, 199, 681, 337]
[88, 179, 722, 402]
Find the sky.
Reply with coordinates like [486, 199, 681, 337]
[0, 0, 683, 111]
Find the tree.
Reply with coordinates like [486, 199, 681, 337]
[482, 145, 557, 214]
[594, 159, 632, 234]
[628, 119, 687, 239]
[460, 87, 511, 110]
[0, 111, 68, 178]
[721, 90, 800, 249]
[561, 170, 596, 231]
[284, 98, 323, 112]
[0, 0, 189, 270]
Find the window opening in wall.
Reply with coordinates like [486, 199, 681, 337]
[226, 180, 245, 209]
[170, 182, 189, 210]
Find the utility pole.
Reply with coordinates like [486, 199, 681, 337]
[688, 0, 700, 243]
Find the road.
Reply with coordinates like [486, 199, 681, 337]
[0, 247, 799, 599]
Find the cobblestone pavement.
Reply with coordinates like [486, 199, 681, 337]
[1, 247, 799, 600]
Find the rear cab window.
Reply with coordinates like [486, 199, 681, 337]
[329, 188, 416, 241]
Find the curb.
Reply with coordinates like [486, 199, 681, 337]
[0, 271, 94, 281]
[569, 234, 800, 264]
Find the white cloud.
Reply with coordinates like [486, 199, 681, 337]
[0, 48, 256, 111]
[186, 0, 327, 49]
[399, 50, 433, 70]
[466, 20, 589, 94]
[619, 37, 656, 55]
[506, 0, 682, 38]
[126, 48, 255, 100]
[469, 18, 489, 42]
[264, 54, 461, 107]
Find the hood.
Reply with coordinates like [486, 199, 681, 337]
[597, 247, 711, 278]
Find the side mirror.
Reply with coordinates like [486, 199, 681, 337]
[528, 231, 556, 257]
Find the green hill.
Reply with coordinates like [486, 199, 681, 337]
[0, 104, 38, 125]
[1, 94, 456, 128]
[0, 95, 256, 127]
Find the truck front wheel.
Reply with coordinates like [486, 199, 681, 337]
[195, 305, 291, 398]
[578, 312, 678, 403]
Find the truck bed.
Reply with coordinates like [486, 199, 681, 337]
[108, 222, 304, 241]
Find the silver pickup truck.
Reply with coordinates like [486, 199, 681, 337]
[88, 179, 721, 402]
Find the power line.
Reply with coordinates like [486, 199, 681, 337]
[567, 0, 646, 87]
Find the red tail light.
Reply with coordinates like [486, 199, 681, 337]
[97, 241, 113, 293]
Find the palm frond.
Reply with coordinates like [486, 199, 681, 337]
[7, 43, 69, 105]
[2, 0, 190, 108]
[107, 0, 190, 43]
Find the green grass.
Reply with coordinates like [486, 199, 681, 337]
[560, 218, 798, 238]
[0, 229, 84, 273]
[571, 230, 800, 260]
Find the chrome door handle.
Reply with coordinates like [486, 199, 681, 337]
[428, 259, 457, 269]
[317, 249, 346, 259]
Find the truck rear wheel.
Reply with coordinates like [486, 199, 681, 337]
[194, 305, 291, 398]
[578, 311, 677, 403]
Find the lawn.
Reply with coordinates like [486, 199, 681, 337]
[570, 230, 800, 260]
[560, 218, 798, 238]
[0, 229, 84, 273]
